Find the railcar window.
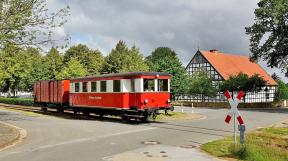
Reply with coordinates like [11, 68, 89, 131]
[113, 80, 121, 92]
[75, 83, 80, 92]
[158, 79, 168, 91]
[143, 79, 154, 92]
[83, 82, 88, 92]
[100, 81, 106, 92]
[91, 82, 97, 92]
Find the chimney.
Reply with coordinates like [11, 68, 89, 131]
[209, 49, 218, 53]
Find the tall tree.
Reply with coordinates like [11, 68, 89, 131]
[56, 58, 87, 79]
[103, 41, 149, 73]
[64, 44, 104, 75]
[0, 0, 70, 50]
[19, 48, 46, 91]
[146, 47, 190, 97]
[43, 47, 63, 79]
[188, 71, 217, 101]
[246, 0, 288, 74]
[0, 49, 35, 95]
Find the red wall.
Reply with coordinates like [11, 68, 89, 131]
[70, 92, 170, 109]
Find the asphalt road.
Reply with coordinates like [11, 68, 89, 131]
[0, 106, 287, 161]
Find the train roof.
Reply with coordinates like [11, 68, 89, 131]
[70, 72, 171, 80]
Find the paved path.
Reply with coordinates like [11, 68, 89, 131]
[0, 106, 287, 161]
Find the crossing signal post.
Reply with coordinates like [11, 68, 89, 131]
[224, 90, 245, 145]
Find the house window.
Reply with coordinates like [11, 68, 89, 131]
[91, 82, 97, 92]
[75, 83, 80, 92]
[83, 82, 88, 92]
[158, 79, 168, 91]
[113, 80, 121, 92]
[100, 81, 106, 92]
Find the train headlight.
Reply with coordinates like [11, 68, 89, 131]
[144, 99, 149, 104]
[167, 99, 171, 103]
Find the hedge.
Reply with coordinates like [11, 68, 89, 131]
[172, 101, 281, 108]
[0, 97, 34, 106]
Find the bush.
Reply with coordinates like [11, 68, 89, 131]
[0, 97, 34, 106]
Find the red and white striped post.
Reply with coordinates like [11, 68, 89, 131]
[224, 90, 245, 145]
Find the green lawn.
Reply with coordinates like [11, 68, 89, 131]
[201, 127, 288, 161]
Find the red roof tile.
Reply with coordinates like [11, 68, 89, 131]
[199, 50, 277, 86]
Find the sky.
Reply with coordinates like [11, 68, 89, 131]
[47, 0, 288, 82]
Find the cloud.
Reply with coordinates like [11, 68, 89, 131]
[46, 0, 288, 82]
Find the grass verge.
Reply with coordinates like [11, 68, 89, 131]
[155, 111, 205, 121]
[0, 97, 34, 106]
[201, 127, 288, 161]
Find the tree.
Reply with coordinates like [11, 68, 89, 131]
[245, 0, 288, 74]
[188, 71, 217, 101]
[64, 44, 104, 75]
[220, 73, 267, 102]
[0, 49, 35, 95]
[56, 58, 87, 79]
[43, 47, 63, 79]
[0, 0, 70, 50]
[271, 72, 281, 82]
[19, 48, 46, 91]
[102, 40, 149, 73]
[274, 80, 288, 100]
[146, 47, 190, 98]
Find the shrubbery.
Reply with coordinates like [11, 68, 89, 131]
[0, 97, 34, 106]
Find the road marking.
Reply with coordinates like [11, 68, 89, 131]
[2, 127, 156, 157]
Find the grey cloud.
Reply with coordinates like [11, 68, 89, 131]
[47, 0, 287, 82]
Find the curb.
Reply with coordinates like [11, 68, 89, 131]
[0, 122, 27, 152]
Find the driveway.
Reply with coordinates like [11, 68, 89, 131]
[0, 106, 287, 161]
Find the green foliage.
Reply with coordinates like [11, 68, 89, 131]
[188, 71, 217, 100]
[220, 73, 266, 93]
[42, 47, 63, 79]
[0, 97, 34, 106]
[0, 49, 34, 94]
[0, 0, 69, 50]
[146, 47, 190, 97]
[202, 127, 288, 161]
[275, 80, 288, 100]
[64, 44, 104, 75]
[56, 58, 87, 79]
[103, 41, 149, 73]
[246, 0, 288, 74]
[220, 73, 267, 102]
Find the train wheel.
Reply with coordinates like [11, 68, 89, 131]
[121, 115, 129, 121]
[140, 112, 148, 122]
[41, 107, 47, 113]
[73, 108, 78, 115]
[83, 110, 90, 116]
[57, 107, 64, 114]
[98, 113, 104, 118]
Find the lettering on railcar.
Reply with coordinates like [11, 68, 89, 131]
[89, 96, 102, 100]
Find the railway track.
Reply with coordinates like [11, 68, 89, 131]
[0, 103, 123, 121]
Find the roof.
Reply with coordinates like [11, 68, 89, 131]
[70, 72, 171, 80]
[199, 50, 277, 86]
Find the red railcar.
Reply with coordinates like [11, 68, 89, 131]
[34, 80, 70, 111]
[34, 72, 173, 121]
[69, 72, 172, 120]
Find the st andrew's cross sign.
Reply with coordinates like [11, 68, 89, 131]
[224, 90, 245, 125]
